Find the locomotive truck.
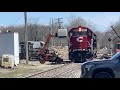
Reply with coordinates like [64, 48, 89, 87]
[68, 26, 97, 63]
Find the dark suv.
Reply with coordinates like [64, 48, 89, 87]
[80, 52, 120, 78]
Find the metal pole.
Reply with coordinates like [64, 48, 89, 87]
[111, 26, 120, 39]
[50, 18, 53, 47]
[43, 36, 45, 42]
[111, 40, 113, 56]
[24, 12, 29, 64]
[109, 33, 113, 56]
[52, 18, 54, 46]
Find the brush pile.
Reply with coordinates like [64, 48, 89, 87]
[50, 46, 68, 60]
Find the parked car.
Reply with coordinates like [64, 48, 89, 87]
[80, 52, 120, 78]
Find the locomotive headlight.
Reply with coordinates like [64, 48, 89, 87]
[84, 64, 95, 71]
[78, 27, 82, 32]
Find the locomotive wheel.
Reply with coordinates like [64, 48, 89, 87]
[55, 57, 63, 64]
[40, 59, 45, 64]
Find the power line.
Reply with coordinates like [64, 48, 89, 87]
[55, 18, 63, 29]
[8, 15, 23, 27]
[14, 16, 23, 25]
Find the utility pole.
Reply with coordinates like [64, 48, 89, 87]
[55, 18, 63, 47]
[24, 12, 29, 64]
[50, 18, 53, 47]
[35, 24, 38, 41]
[52, 18, 54, 46]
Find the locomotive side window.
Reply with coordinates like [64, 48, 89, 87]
[87, 30, 92, 37]
[117, 44, 120, 49]
[88, 32, 92, 36]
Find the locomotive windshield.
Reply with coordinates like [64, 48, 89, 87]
[72, 29, 87, 36]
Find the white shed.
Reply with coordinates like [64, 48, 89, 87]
[0, 32, 19, 65]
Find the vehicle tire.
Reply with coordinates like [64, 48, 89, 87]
[93, 72, 113, 78]
[55, 57, 63, 64]
[74, 59, 86, 63]
[40, 59, 45, 64]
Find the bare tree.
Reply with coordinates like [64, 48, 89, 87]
[68, 15, 87, 29]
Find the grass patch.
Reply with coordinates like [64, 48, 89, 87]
[0, 64, 37, 78]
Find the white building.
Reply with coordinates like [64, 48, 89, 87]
[0, 32, 19, 65]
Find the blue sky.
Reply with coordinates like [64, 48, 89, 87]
[0, 12, 120, 32]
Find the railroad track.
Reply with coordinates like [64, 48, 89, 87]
[24, 61, 75, 78]
[22, 59, 101, 78]
[19, 59, 98, 78]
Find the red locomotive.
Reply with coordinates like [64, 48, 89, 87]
[68, 26, 97, 63]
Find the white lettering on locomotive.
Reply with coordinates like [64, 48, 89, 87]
[76, 37, 83, 42]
